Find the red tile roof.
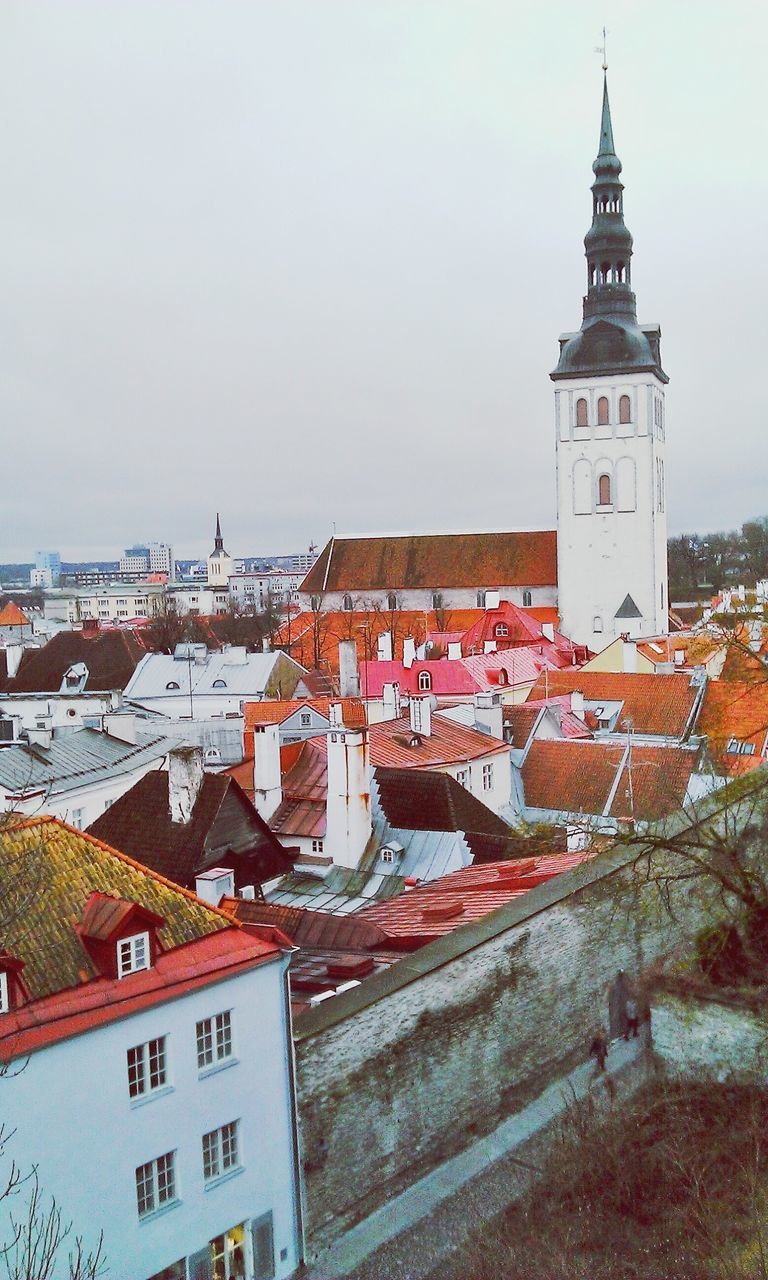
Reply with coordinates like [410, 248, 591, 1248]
[301, 531, 558, 593]
[360, 647, 565, 699]
[521, 739, 698, 820]
[527, 670, 700, 739]
[270, 739, 328, 839]
[460, 600, 579, 661]
[244, 697, 365, 730]
[358, 853, 594, 947]
[368, 715, 508, 770]
[697, 679, 768, 775]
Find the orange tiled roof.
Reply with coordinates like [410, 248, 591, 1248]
[301, 531, 558, 593]
[243, 697, 365, 731]
[522, 739, 698, 821]
[0, 601, 31, 627]
[527, 670, 699, 739]
[368, 715, 508, 770]
[698, 679, 768, 774]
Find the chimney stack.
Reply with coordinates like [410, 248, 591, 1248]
[168, 746, 204, 825]
[382, 681, 401, 721]
[409, 694, 432, 737]
[252, 723, 282, 821]
[325, 708, 372, 869]
[402, 637, 416, 669]
[541, 622, 555, 642]
[473, 691, 503, 740]
[195, 867, 235, 906]
[571, 691, 585, 720]
[338, 640, 361, 698]
[622, 639, 638, 673]
[377, 631, 393, 662]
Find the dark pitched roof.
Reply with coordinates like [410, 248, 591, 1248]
[4, 628, 148, 693]
[88, 772, 291, 889]
[301, 531, 558, 593]
[222, 897, 391, 950]
[374, 766, 509, 836]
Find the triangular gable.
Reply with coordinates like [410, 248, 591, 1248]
[614, 593, 642, 619]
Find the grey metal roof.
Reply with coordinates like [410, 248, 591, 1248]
[124, 648, 301, 702]
[0, 728, 171, 798]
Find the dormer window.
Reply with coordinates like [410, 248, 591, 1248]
[166, 681, 180, 690]
[417, 671, 432, 692]
[118, 932, 150, 978]
[212, 679, 227, 688]
[495, 623, 509, 637]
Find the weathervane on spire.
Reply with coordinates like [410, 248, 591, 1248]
[596, 26, 608, 72]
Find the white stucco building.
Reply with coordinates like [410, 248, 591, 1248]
[0, 819, 302, 1280]
[552, 76, 669, 650]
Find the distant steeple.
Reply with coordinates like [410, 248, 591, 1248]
[213, 512, 226, 555]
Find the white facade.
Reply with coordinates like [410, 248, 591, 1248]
[300, 585, 557, 613]
[0, 690, 121, 734]
[42, 585, 166, 624]
[555, 371, 668, 649]
[230, 572, 302, 610]
[0, 960, 301, 1280]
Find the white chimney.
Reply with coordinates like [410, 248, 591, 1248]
[325, 723, 372, 870]
[377, 631, 393, 662]
[571, 691, 585, 720]
[102, 712, 137, 744]
[622, 640, 638, 673]
[382, 682, 401, 721]
[338, 640, 361, 698]
[483, 640, 497, 654]
[403, 637, 416, 669]
[409, 694, 432, 737]
[4, 645, 24, 679]
[542, 622, 555, 642]
[737, 584, 746, 601]
[195, 866, 235, 906]
[26, 722, 53, 750]
[447, 641, 462, 661]
[252, 723, 282, 821]
[485, 590, 501, 610]
[473, 691, 503, 740]
[168, 746, 204, 825]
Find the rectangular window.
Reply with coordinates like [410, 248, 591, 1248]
[127, 1036, 167, 1099]
[196, 1010, 233, 1070]
[311, 839, 324, 853]
[118, 932, 150, 978]
[300, 712, 312, 727]
[482, 763, 494, 791]
[135, 1150, 176, 1217]
[456, 768, 469, 787]
[202, 1120, 240, 1182]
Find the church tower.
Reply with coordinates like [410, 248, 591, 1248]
[551, 75, 669, 650]
[207, 513, 234, 588]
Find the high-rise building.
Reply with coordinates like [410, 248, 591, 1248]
[551, 74, 668, 649]
[33, 549, 61, 587]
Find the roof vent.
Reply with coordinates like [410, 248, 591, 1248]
[421, 900, 465, 922]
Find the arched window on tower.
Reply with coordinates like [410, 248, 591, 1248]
[589, 263, 596, 287]
[342, 594, 353, 612]
[576, 398, 588, 427]
[522, 590, 532, 607]
[598, 473, 612, 507]
[619, 394, 631, 424]
[616, 262, 625, 283]
[387, 592, 398, 611]
[600, 262, 610, 284]
[597, 396, 610, 426]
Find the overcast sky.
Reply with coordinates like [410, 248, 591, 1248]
[2, 1, 765, 562]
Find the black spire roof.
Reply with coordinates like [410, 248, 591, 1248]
[552, 75, 667, 383]
[212, 512, 227, 556]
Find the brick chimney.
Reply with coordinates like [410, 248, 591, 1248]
[325, 703, 372, 870]
[168, 746, 204, 825]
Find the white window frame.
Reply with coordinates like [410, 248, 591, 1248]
[0, 973, 8, 1014]
[135, 1150, 177, 1218]
[196, 1010, 233, 1071]
[482, 762, 494, 791]
[127, 1036, 168, 1100]
[456, 768, 469, 788]
[311, 839, 324, 853]
[202, 1119, 241, 1183]
[117, 931, 150, 978]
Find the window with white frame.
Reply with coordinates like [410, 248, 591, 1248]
[380, 847, 395, 864]
[117, 932, 150, 978]
[135, 1150, 176, 1217]
[202, 1120, 240, 1182]
[127, 1036, 167, 1099]
[726, 738, 756, 756]
[311, 839, 324, 853]
[456, 768, 469, 788]
[196, 1010, 233, 1070]
[482, 762, 494, 791]
[0, 973, 8, 1014]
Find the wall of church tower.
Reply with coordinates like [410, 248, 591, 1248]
[555, 371, 668, 649]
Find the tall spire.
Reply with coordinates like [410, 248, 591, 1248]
[213, 512, 225, 553]
[595, 74, 618, 168]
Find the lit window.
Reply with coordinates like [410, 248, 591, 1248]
[202, 1120, 240, 1182]
[118, 932, 150, 978]
[311, 839, 324, 853]
[196, 1010, 233, 1070]
[135, 1150, 176, 1217]
[127, 1037, 167, 1100]
[417, 671, 432, 692]
[0, 973, 8, 1014]
[598, 473, 612, 506]
[482, 763, 494, 791]
[597, 396, 610, 426]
